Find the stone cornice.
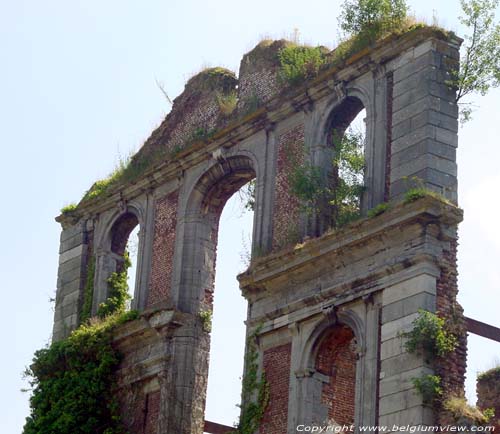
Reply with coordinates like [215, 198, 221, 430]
[57, 27, 461, 225]
[238, 196, 462, 299]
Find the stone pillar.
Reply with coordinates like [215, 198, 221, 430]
[52, 219, 92, 341]
[389, 36, 461, 203]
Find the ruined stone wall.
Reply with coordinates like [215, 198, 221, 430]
[435, 238, 468, 423]
[477, 369, 500, 430]
[147, 192, 178, 308]
[51, 27, 466, 434]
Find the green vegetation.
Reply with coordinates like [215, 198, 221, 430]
[240, 93, 263, 117]
[402, 309, 458, 360]
[189, 126, 218, 144]
[412, 374, 443, 404]
[97, 252, 132, 318]
[444, 396, 495, 425]
[80, 256, 96, 324]
[403, 187, 448, 204]
[240, 179, 256, 212]
[452, 0, 500, 123]
[217, 91, 238, 115]
[60, 203, 77, 215]
[478, 365, 500, 381]
[339, 0, 409, 42]
[82, 154, 134, 202]
[278, 45, 327, 86]
[23, 310, 138, 434]
[236, 326, 269, 434]
[199, 310, 213, 333]
[367, 202, 390, 218]
[289, 128, 365, 229]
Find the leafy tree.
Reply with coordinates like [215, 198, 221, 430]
[339, 0, 409, 39]
[453, 0, 500, 123]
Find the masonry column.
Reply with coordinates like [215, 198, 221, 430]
[388, 34, 461, 203]
[52, 218, 92, 341]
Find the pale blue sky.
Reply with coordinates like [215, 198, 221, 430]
[1, 0, 499, 431]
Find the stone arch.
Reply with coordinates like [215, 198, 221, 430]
[92, 204, 145, 313]
[297, 309, 365, 427]
[176, 154, 257, 313]
[308, 84, 373, 235]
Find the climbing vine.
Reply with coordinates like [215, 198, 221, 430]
[412, 374, 443, 404]
[401, 310, 458, 405]
[80, 256, 96, 324]
[23, 310, 138, 434]
[97, 252, 132, 318]
[236, 326, 269, 434]
[402, 309, 458, 361]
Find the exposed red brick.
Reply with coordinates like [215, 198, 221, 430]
[316, 325, 357, 425]
[144, 391, 161, 434]
[261, 343, 292, 434]
[272, 125, 305, 250]
[435, 237, 468, 424]
[147, 192, 179, 307]
[477, 371, 500, 430]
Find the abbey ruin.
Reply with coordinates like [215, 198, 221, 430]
[48, 26, 500, 434]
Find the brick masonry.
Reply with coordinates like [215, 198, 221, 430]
[435, 238, 468, 423]
[477, 370, 500, 430]
[261, 343, 292, 434]
[147, 192, 178, 307]
[272, 124, 305, 250]
[315, 325, 357, 425]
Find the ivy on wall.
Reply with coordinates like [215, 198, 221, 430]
[23, 310, 138, 434]
[236, 326, 269, 434]
[97, 252, 132, 319]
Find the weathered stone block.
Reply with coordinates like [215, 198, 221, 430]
[382, 292, 435, 323]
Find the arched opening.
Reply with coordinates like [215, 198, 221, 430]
[314, 324, 358, 426]
[97, 211, 140, 315]
[204, 181, 254, 429]
[176, 155, 257, 432]
[315, 96, 367, 234]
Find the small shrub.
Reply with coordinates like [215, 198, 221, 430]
[60, 203, 77, 214]
[403, 187, 448, 204]
[217, 91, 238, 115]
[444, 396, 494, 425]
[240, 93, 263, 117]
[288, 128, 365, 230]
[339, 0, 409, 42]
[412, 374, 442, 404]
[189, 126, 217, 144]
[477, 365, 500, 381]
[402, 309, 458, 360]
[82, 154, 132, 202]
[367, 202, 390, 217]
[199, 310, 213, 333]
[278, 45, 327, 86]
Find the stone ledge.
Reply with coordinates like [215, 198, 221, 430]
[239, 196, 462, 295]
